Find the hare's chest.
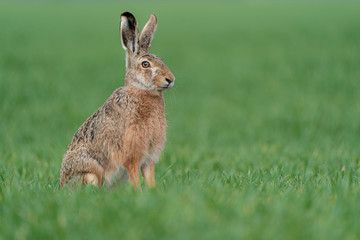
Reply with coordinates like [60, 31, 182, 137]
[147, 113, 166, 147]
[136, 99, 166, 143]
[140, 116, 166, 165]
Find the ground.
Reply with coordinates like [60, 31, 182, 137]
[0, 1, 360, 239]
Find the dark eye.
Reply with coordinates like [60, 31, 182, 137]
[141, 61, 150, 68]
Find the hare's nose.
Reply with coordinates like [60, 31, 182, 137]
[165, 78, 174, 88]
[165, 78, 172, 85]
[165, 78, 172, 87]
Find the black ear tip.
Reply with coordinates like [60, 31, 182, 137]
[121, 12, 136, 21]
[121, 11, 134, 17]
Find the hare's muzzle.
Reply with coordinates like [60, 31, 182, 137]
[165, 78, 175, 89]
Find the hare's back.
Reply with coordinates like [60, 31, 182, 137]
[68, 108, 105, 148]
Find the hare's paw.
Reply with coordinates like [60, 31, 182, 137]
[83, 173, 100, 186]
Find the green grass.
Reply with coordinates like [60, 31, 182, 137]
[1, 1, 360, 239]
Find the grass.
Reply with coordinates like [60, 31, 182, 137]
[1, 1, 360, 239]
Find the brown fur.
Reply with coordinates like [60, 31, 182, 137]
[60, 12, 175, 189]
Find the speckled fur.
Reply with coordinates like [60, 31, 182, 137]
[60, 12, 175, 189]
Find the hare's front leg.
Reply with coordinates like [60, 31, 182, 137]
[141, 162, 155, 188]
[124, 161, 140, 189]
[122, 129, 148, 189]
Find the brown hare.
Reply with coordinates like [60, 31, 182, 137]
[60, 12, 175, 189]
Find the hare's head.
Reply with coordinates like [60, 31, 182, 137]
[120, 12, 175, 92]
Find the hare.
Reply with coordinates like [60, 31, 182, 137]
[60, 12, 175, 189]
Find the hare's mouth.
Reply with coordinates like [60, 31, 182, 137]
[161, 83, 173, 90]
[158, 78, 174, 91]
[167, 82, 174, 88]
[163, 78, 174, 89]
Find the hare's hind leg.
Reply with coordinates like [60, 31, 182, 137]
[60, 151, 104, 188]
[83, 173, 100, 186]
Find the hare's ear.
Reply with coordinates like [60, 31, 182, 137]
[139, 14, 157, 53]
[120, 12, 139, 54]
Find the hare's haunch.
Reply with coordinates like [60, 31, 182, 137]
[60, 12, 175, 189]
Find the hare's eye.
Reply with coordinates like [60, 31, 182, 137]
[141, 61, 150, 68]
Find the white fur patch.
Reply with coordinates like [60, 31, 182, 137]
[105, 166, 129, 187]
[140, 150, 161, 167]
[120, 17, 128, 51]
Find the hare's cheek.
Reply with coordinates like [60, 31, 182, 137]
[153, 75, 165, 87]
[141, 70, 153, 82]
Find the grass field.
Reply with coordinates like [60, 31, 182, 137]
[1, 1, 360, 239]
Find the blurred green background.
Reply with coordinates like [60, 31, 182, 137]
[1, 1, 360, 239]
